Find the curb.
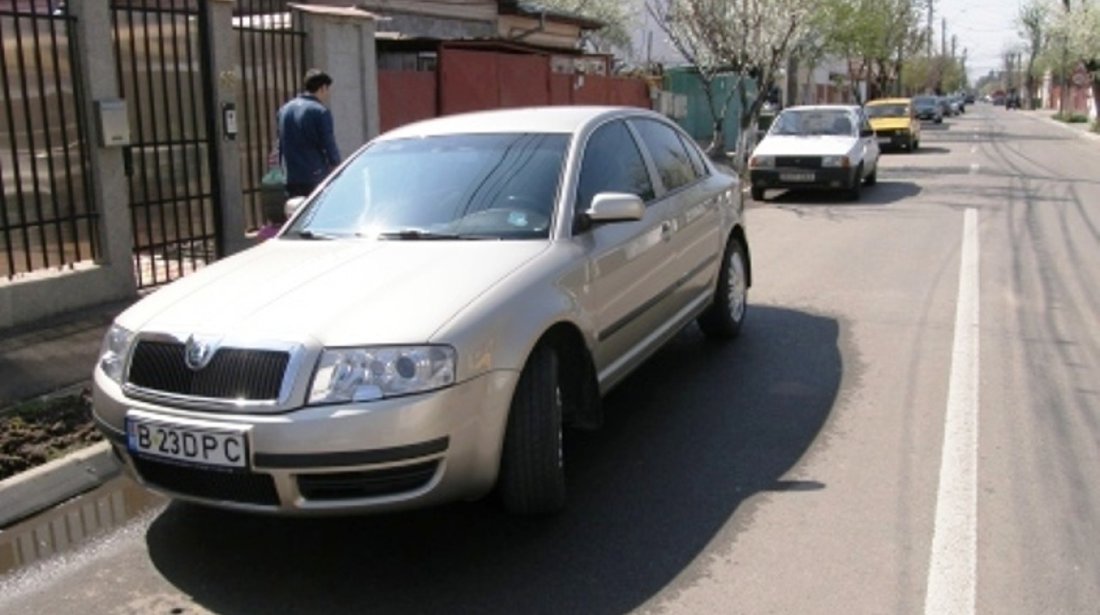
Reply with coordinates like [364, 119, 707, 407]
[0, 441, 119, 528]
[1024, 110, 1100, 142]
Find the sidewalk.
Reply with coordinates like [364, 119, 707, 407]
[0, 298, 132, 526]
[1017, 108, 1100, 142]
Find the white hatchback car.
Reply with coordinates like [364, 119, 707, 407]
[749, 105, 880, 201]
[93, 106, 751, 516]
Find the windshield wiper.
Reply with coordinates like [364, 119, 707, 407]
[292, 229, 338, 240]
[376, 229, 490, 240]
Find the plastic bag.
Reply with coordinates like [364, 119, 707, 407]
[261, 164, 285, 189]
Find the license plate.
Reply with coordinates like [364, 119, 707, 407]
[780, 172, 814, 182]
[126, 414, 248, 469]
[878, 137, 892, 145]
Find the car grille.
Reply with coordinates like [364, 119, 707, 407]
[875, 128, 901, 136]
[776, 156, 822, 169]
[132, 456, 281, 506]
[297, 461, 440, 501]
[127, 340, 289, 401]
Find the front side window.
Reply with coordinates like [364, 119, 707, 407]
[287, 133, 569, 240]
[631, 119, 699, 192]
[575, 120, 655, 212]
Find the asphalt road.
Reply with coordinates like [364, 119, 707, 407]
[1, 105, 1098, 614]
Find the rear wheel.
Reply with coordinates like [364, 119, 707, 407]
[751, 186, 765, 202]
[499, 344, 565, 514]
[697, 238, 748, 339]
[864, 163, 877, 186]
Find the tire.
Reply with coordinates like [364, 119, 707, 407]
[697, 238, 748, 339]
[751, 186, 765, 202]
[935, 117, 943, 124]
[913, 139, 919, 151]
[499, 344, 565, 514]
[864, 163, 877, 186]
[847, 165, 863, 201]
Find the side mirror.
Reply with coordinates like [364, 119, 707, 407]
[860, 128, 875, 138]
[586, 192, 645, 224]
[284, 196, 306, 220]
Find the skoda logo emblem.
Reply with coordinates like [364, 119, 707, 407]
[184, 335, 217, 371]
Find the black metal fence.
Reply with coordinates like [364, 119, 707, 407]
[235, 0, 305, 231]
[0, 0, 99, 280]
[111, 0, 219, 289]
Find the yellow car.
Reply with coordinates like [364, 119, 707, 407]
[865, 98, 921, 152]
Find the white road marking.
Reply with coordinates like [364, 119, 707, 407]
[923, 208, 980, 615]
[969, 163, 980, 174]
[970, 146, 978, 154]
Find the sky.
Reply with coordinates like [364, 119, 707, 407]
[932, 0, 1026, 82]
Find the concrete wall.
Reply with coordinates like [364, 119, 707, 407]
[300, 6, 381, 160]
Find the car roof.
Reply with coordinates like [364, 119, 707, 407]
[866, 98, 910, 105]
[782, 104, 860, 113]
[375, 106, 663, 141]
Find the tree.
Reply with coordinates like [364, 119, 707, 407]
[1048, 0, 1100, 119]
[1017, 0, 1047, 109]
[646, 0, 816, 163]
[537, 0, 636, 57]
[813, 0, 927, 100]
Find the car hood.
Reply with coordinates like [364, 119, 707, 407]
[869, 118, 912, 131]
[117, 240, 549, 345]
[752, 135, 856, 157]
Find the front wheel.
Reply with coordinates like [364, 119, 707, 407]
[751, 186, 765, 202]
[697, 238, 748, 339]
[847, 165, 863, 201]
[498, 344, 565, 514]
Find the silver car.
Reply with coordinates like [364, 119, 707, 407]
[93, 106, 752, 515]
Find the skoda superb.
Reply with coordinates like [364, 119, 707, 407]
[93, 106, 752, 516]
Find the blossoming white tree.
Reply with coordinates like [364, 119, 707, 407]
[646, 0, 818, 163]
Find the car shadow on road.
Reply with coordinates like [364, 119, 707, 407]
[762, 180, 921, 207]
[144, 306, 842, 615]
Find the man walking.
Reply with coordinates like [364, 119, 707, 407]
[277, 69, 341, 198]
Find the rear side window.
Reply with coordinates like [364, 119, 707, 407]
[679, 133, 709, 178]
[632, 118, 698, 192]
[575, 120, 655, 212]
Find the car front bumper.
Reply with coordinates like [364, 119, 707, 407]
[750, 167, 857, 192]
[93, 367, 518, 515]
[874, 131, 914, 149]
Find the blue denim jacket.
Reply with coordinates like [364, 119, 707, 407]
[277, 93, 341, 190]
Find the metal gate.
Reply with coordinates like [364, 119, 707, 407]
[235, 0, 304, 232]
[0, 0, 98, 280]
[111, 0, 219, 289]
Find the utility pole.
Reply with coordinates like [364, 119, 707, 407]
[927, 0, 934, 56]
[941, 17, 947, 57]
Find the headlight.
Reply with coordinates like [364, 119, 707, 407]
[309, 345, 456, 404]
[98, 324, 135, 384]
[821, 156, 850, 168]
[749, 155, 774, 169]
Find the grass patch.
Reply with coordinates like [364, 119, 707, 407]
[1052, 112, 1090, 124]
[0, 390, 101, 482]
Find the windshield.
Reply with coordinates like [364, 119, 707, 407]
[866, 104, 909, 118]
[912, 96, 936, 108]
[286, 133, 569, 240]
[769, 109, 855, 137]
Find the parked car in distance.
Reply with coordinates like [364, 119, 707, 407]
[1005, 91, 1021, 110]
[92, 106, 752, 516]
[938, 96, 957, 117]
[748, 104, 880, 201]
[912, 95, 944, 123]
[865, 97, 921, 152]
